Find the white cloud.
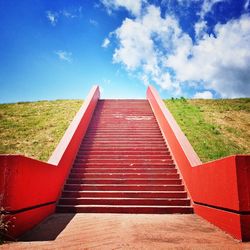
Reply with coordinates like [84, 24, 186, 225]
[102, 38, 111, 48]
[167, 14, 250, 97]
[108, 2, 250, 98]
[101, 0, 143, 16]
[112, 5, 187, 93]
[199, 0, 225, 19]
[194, 20, 207, 39]
[46, 8, 81, 26]
[193, 91, 213, 99]
[244, 0, 250, 10]
[55, 50, 73, 63]
[46, 11, 58, 26]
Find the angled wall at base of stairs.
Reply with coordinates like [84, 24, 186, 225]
[0, 86, 100, 239]
[147, 85, 250, 242]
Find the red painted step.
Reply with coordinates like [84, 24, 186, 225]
[73, 163, 176, 168]
[57, 205, 193, 214]
[75, 154, 171, 159]
[66, 178, 182, 185]
[68, 173, 179, 179]
[74, 159, 174, 164]
[59, 198, 191, 206]
[61, 191, 187, 198]
[77, 150, 170, 155]
[71, 168, 177, 174]
[63, 184, 185, 191]
[78, 147, 169, 151]
[57, 99, 193, 214]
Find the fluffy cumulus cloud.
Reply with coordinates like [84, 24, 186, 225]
[167, 14, 250, 97]
[101, 0, 143, 16]
[193, 91, 213, 99]
[112, 5, 187, 91]
[103, 1, 250, 98]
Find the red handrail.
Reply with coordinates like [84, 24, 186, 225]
[0, 85, 100, 238]
[147, 85, 250, 241]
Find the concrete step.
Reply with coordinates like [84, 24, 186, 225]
[64, 184, 185, 191]
[66, 178, 182, 185]
[84, 135, 164, 139]
[57, 99, 192, 214]
[77, 150, 169, 155]
[86, 131, 162, 134]
[75, 154, 172, 160]
[61, 190, 187, 198]
[86, 128, 162, 132]
[73, 163, 176, 168]
[58, 198, 191, 206]
[56, 205, 193, 214]
[71, 168, 178, 173]
[69, 173, 179, 179]
[78, 147, 169, 151]
[80, 142, 167, 147]
[83, 138, 165, 142]
[74, 159, 174, 164]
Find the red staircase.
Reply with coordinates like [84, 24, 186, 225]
[57, 100, 193, 213]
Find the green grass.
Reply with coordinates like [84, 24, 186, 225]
[164, 98, 250, 162]
[0, 100, 83, 161]
[0, 98, 249, 163]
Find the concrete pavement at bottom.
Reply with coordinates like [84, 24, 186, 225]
[1, 213, 250, 250]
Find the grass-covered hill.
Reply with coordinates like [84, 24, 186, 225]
[164, 98, 250, 162]
[0, 98, 249, 162]
[0, 100, 83, 161]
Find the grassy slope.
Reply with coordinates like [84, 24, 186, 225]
[164, 98, 250, 162]
[0, 100, 83, 161]
[0, 99, 249, 163]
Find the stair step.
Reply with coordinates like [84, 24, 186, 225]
[57, 99, 192, 214]
[71, 168, 177, 173]
[77, 150, 169, 155]
[86, 131, 162, 135]
[85, 134, 162, 137]
[75, 155, 171, 160]
[64, 184, 185, 191]
[88, 126, 160, 129]
[58, 198, 190, 206]
[78, 147, 169, 151]
[87, 129, 162, 132]
[83, 139, 165, 143]
[73, 163, 176, 168]
[66, 178, 182, 185]
[74, 160, 174, 165]
[56, 205, 193, 214]
[61, 191, 187, 198]
[69, 173, 179, 179]
[81, 142, 167, 146]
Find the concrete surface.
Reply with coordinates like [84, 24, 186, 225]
[1, 213, 250, 249]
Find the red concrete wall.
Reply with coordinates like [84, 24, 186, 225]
[147, 85, 250, 241]
[0, 86, 100, 238]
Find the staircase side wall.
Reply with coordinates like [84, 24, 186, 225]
[147, 85, 250, 241]
[0, 86, 100, 239]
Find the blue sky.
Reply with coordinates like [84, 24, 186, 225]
[0, 0, 249, 103]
